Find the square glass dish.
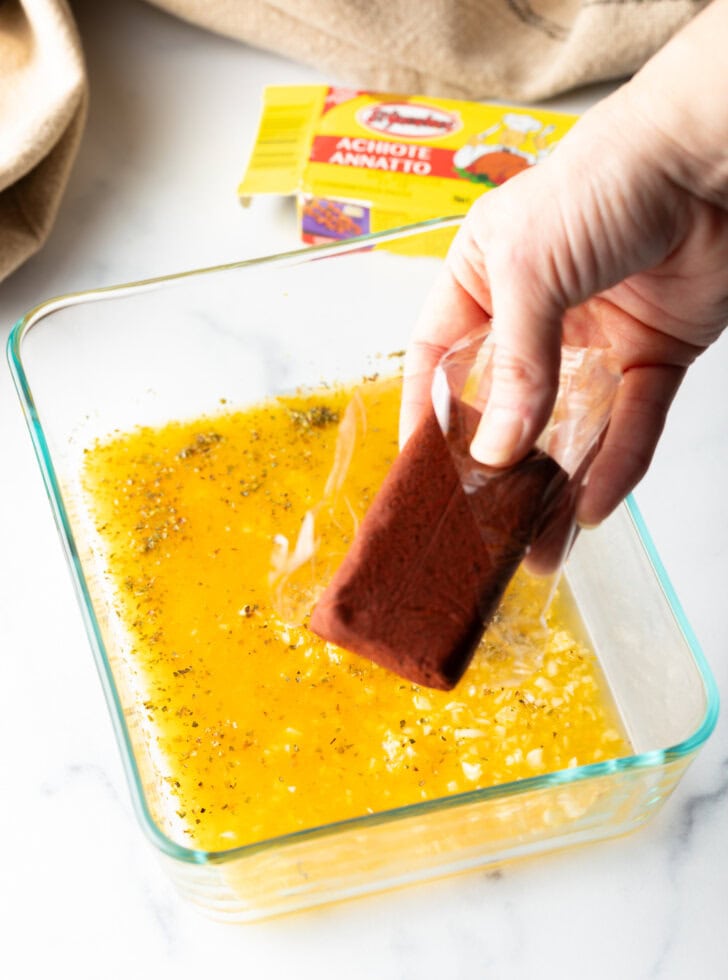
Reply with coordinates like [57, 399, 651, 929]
[7, 217, 719, 922]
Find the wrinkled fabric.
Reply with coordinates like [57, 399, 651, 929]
[0, 0, 86, 280]
[149, 0, 707, 102]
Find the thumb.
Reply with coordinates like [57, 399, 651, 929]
[470, 264, 564, 467]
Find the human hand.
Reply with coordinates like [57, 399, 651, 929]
[400, 0, 728, 529]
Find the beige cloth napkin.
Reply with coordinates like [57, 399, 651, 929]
[0, 0, 707, 282]
[152, 0, 707, 101]
[0, 0, 86, 282]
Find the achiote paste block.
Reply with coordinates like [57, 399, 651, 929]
[310, 409, 566, 690]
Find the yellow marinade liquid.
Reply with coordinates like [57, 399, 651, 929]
[82, 376, 630, 852]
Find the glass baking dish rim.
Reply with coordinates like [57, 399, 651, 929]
[5, 217, 720, 869]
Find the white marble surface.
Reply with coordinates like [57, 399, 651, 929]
[1, 2, 726, 977]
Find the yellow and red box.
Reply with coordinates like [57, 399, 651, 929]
[239, 85, 577, 253]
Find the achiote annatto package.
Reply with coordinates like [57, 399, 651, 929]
[238, 85, 577, 252]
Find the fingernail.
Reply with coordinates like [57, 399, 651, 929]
[576, 519, 601, 531]
[471, 407, 526, 466]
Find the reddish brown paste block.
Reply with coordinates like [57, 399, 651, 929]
[309, 409, 566, 690]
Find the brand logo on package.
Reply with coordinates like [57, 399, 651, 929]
[356, 102, 461, 139]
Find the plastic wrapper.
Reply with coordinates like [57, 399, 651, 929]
[272, 330, 621, 690]
[270, 380, 396, 624]
[433, 328, 622, 577]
